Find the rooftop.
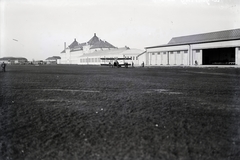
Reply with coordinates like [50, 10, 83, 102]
[0, 57, 28, 61]
[61, 33, 116, 53]
[46, 56, 61, 60]
[145, 28, 240, 49]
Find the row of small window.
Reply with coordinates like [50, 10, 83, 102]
[151, 51, 188, 55]
[151, 50, 201, 55]
[80, 58, 101, 63]
[124, 56, 136, 60]
[80, 57, 137, 63]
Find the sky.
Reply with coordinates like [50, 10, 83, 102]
[0, 0, 240, 60]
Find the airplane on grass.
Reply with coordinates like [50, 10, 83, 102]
[100, 57, 132, 68]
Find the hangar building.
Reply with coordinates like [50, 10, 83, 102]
[144, 28, 240, 66]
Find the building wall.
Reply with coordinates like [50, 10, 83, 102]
[176, 51, 181, 65]
[236, 47, 240, 65]
[123, 54, 139, 66]
[169, 51, 175, 65]
[192, 49, 202, 65]
[79, 56, 102, 65]
[70, 51, 84, 64]
[156, 53, 159, 65]
[60, 49, 69, 64]
[60, 49, 84, 64]
[137, 53, 146, 66]
[57, 59, 61, 64]
[147, 45, 189, 66]
[0, 60, 9, 64]
[183, 51, 188, 65]
[145, 40, 240, 66]
[162, 52, 168, 65]
[191, 40, 240, 50]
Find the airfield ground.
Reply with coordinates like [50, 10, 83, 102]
[0, 65, 240, 160]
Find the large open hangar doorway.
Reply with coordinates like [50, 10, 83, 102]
[202, 48, 235, 65]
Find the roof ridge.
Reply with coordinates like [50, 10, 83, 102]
[171, 28, 240, 39]
[168, 28, 240, 45]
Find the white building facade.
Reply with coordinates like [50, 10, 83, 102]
[79, 47, 144, 66]
[60, 33, 144, 66]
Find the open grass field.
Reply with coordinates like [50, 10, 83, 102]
[0, 65, 240, 160]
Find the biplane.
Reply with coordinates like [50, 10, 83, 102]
[100, 57, 132, 68]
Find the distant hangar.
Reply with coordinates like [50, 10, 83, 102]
[144, 28, 240, 66]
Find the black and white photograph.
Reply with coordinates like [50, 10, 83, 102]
[0, 0, 240, 159]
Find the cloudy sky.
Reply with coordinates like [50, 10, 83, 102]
[0, 0, 240, 60]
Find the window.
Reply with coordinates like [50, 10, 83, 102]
[133, 57, 135, 60]
[177, 51, 180, 54]
[196, 49, 200, 53]
[158, 52, 160, 55]
[184, 50, 188, 53]
[170, 51, 173, 54]
[152, 53, 155, 55]
[163, 52, 166, 54]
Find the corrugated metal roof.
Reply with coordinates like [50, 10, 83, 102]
[68, 39, 79, 49]
[46, 56, 61, 60]
[88, 34, 116, 49]
[0, 57, 28, 61]
[145, 28, 240, 49]
[90, 40, 116, 49]
[168, 28, 240, 45]
[62, 34, 116, 53]
[70, 43, 85, 52]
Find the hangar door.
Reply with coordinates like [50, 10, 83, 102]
[202, 47, 235, 65]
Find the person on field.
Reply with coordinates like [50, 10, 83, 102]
[125, 62, 128, 68]
[195, 60, 198, 65]
[1, 62, 6, 72]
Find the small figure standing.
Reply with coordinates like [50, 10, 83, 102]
[125, 62, 128, 68]
[109, 62, 112, 67]
[195, 60, 198, 65]
[116, 61, 120, 68]
[142, 62, 144, 67]
[132, 61, 134, 67]
[1, 62, 6, 72]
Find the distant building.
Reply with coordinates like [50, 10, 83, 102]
[0, 57, 28, 64]
[60, 33, 144, 66]
[144, 28, 240, 66]
[32, 60, 44, 65]
[46, 56, 61, 64]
